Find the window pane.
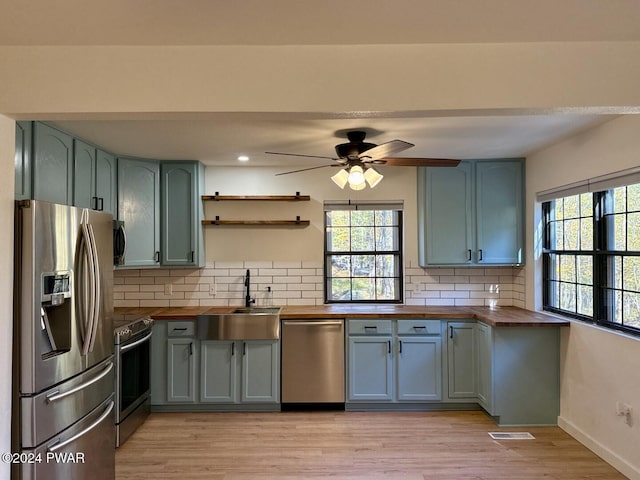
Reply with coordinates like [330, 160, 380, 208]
[330, 255, 351, 277]
[613, 290, 623, 324]
[623, 257, 640, 293]
[327, 211, 349, 227]
[628, 212, 640, 251]
[580, 193, 593, 217]
[613, 256, 623, 290]
[559, 255, 576, 283]
[613, 187, 626, 214]
[351, 255, 374, 277]
[580, 219, 593, 250]
[577, 284, 593, 316]
[330, 278, 351, 301]
[564, 219, 579, 249]
[351, 210, 374, 226]
[613, 214, 626, 250]
[554, 222, 564, 249]
[327, 227, 350, 251]
[352, 278, 375, 300]
[559, 282, 576, 312]
[554, 199, 564, 220]
[375, 210, 398, 226]
[376, 278, 399, 300]
[623, 292, 640, 327]
[376, 255, 397, 277]
[375, 227, 398, 251]
[628, 183, 640, 211]
[564, 195, 579, 218]
[351, 227, 374, 251]
[576, 255, 592, 285]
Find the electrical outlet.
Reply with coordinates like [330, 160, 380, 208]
[209, 282, 217, 297]
[164, 283, 173, 295]
[616, 402, 633, 426]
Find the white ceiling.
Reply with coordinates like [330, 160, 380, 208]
[6, 0, 636, 166]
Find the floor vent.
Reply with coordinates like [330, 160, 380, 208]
[488, 432, 535, 440]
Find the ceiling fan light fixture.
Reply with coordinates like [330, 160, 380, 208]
[331, 169, 349, 189]
[349, 180, 366, 191]
[364, 167, 383, 188]
[347, 165, 365, 186]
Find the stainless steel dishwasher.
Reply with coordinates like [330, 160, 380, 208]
[281, 319, 345, 404]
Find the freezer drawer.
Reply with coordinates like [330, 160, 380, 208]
[19, 394, 115, 480]
[281, 319, 345, 403]
[20, 357, 114, 448]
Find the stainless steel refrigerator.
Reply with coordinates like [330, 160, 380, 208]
[12, 200, 115, 480]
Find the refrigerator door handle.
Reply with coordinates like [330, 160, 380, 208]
[47, 400, 114, 453]
[45, 362, 114, 403]
[79, 218, 101, 355]
[86, 222, 101, 352]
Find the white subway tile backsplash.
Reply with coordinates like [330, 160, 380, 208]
[114, 260, 526, 309]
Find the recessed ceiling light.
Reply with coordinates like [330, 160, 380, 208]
[237, 155, 250, 162]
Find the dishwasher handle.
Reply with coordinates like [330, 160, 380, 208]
[282, 320, 343, 327]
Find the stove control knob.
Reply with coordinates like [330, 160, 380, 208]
[142, 317, 154, 326]
[119, 327, 132, 337]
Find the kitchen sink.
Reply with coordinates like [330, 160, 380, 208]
[197, 307, 281, 341]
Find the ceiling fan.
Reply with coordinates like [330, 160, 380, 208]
[267, 130, 461, 190]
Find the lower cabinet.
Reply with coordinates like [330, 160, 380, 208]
[347, 319, 442, 404]
[446, 321, 478, 400]
[151, 320, 280, 409]
[200, 340, 279, 404]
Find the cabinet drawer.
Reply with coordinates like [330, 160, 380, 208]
[167, 321, 196, 337]
[397, 320, 441, 336]
[348, 319, 393, 335]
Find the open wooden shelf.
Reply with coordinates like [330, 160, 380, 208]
[202, 192, 310, 202]
[202, 217, 310, 227]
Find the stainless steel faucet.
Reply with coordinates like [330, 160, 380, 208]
[244, 269, 255, 307]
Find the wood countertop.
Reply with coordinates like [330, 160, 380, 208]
[114, 305, 570, 328]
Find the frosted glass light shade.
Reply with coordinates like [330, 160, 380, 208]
[331, 169, 349, 188]
[347, 165, 365, 186]
[349, 180, 366, 191]
[364, 167, 383, 188]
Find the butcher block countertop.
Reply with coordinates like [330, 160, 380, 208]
[114, 305, 570, 328]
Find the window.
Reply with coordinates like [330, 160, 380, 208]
[324, 202, 403, 303]
[542, 180, 640, 335]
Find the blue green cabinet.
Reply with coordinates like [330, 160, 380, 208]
[446, 321, 478, 399]
[200, 341, 237, 403]
[167, 338, 196, 403]
[396, 336, 442, 401]
[117, 157, 161, 267]
[476, 321, 493, 412]
[348, 336, 394, 401]
[73, 141, 117, 215]
[33, 122, 74, 205]
[418, 158, 524, 266]
[200, 340, 279, 405]
[15, 121, 32, 200]
[160, 161, 204, 267]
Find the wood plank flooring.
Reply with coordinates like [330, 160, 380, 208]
[115, 411, 627, 480]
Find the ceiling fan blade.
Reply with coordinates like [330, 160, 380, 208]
[266, 151, 338, 161]
[358, 140, 414, 161]
[376, 157, 461, 167]
[275, 164, 337, 176]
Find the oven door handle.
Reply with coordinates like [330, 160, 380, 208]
[46, 362, 114, 403]
[120, 331, 153, 353]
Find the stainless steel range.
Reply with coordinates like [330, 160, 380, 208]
[114, 315, 153, 447]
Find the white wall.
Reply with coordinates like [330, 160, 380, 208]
[0, 116, 15, 480]
[526, 115, 640, 479]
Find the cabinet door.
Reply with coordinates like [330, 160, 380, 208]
[447, 322, 477, 399]
[419, 163, 474, 266]
[33, 123, 74, 205]
[150, 322, 168, 405]
[397, 337, 442, 401]
[95, 149, 117, 215]
[166, 338, 196, 403]
[201, 341, 238, 403]
[348, 336, 393, 401]
[160, 162, 199, 266]
[476, 322, 493, 413]
[241, 341, 279, 403]
[475, 159, 524, 264]
[117, 158, 160, 267]
[15, 121, 32, 200]
[73, 139, 96, 209]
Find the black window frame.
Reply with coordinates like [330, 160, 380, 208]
[542, 185, 640, 336]
[324, 205, 404, 304]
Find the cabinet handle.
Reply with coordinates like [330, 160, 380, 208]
[190, 251, 195, 263]
[243, 341, 247, 356]
[413, 326, 426, 331]
[449, 326, 454, 339]
[364, 326, 378, 331]
[172, 327, 187, 332]
[91, 196, 99, 210]
[478, 249, 483, 261]
[154, 251, 160, 263]
[399, 340, 403, 354]
[231, 341, 235, 356]
[387, 340, 391, 355]
[189, 342, 193, 356]
[467, 249, 472, 262]
[98, 197, 104, 211]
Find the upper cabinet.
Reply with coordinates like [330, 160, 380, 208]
[418, 159, 525, 266]
[117, 157, 161, 268]
[74, 140, 117, 215]
[32, 122, 74, 205]
[160, 162, 204, 267]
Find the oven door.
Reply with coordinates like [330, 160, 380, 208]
[116, 330, 151, 424]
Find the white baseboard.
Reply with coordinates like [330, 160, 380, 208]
[558, 416, 640, 480]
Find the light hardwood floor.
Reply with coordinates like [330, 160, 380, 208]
[116, 411, 627, 480]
